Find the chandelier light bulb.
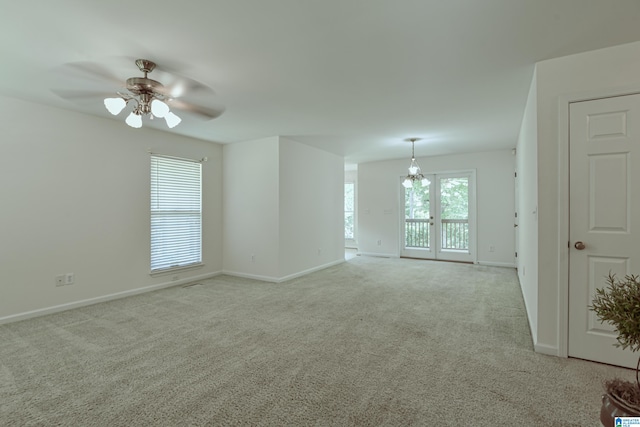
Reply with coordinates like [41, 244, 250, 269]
[421, 177, 430, 186]
[408, 161, 419, 175]
[125, 112, 143, 128]
[104, 97, 126, 115]
[164, 112, 182, 128]
[151, 99, 170, 118]
[402, 178, 413, 189]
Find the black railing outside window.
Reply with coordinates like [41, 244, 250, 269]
[405, 218, 469, 250]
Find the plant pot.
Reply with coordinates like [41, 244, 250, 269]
[601, 392, 640, 427]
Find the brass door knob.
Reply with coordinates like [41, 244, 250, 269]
[574, 241, 586, 250]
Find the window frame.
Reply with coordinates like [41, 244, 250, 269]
[150, 155, 203, 274]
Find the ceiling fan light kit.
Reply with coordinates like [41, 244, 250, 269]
[55, 58, 223, 129]
[104, 97, 126, 115]
[164, 111, 182, 128]
[402, 138, 430, 189]
[103, 59, 181, 129]
[125, 111, 142, 128]
[151, 99, 169, 118]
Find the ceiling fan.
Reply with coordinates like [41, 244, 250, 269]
[53, 58, 224, 129]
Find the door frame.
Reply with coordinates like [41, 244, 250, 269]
[558, 85, 640, 358]
[399, 169, 477, 263]
[514, 167, 519, 269]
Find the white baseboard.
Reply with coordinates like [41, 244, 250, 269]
[278, 259, 344, 282]
[223, 259, 345, 283]
[476, 261, 517, 268]
[534, 343, 560, 356]
[0, 271, 223, 325]
[357, 252, 399, 258]
[220, 270, 280, 283]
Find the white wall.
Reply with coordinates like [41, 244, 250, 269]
[0, 96, 223, 321]
[516, 69, 539, 345]
[223, 136, 344, 281]
[223, 137, 280, 279]
[531, 40, 640, 354]
[358, 149, 516, 266]
[279, 138, 344, 277]
[357, 161, 403, 257]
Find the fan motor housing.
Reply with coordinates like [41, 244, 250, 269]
[126, 77, 164, 95]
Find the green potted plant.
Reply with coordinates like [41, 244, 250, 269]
[591, 273, 640, 426]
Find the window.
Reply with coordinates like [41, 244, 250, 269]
[345, 182, 355, 239]
[150, 155, 202, 272]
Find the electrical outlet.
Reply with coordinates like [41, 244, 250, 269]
[55, 275, 65, 287]
[377, 240, 382, 246]
[64, 273, 74, 285]
[317, 248, 322, 255]
[251, 254, 255, 263]
[489, 246, 495, 252]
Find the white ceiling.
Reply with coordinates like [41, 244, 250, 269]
[3, 1, 640, 168]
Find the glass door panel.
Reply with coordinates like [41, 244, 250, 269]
[401, 176, 434, 259]
[439, 176, 469, 251]
[436, 173, 473, 262]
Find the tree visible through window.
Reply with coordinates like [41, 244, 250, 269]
[150, 155, 202, 272]
[345, 182, 355, 239]
[405, 180, 430, 248]
[439, 177, 469, 250]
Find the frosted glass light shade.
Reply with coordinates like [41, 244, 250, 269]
[421, 177, 430, 186]
[151, 99, 170, 118]
[165, 112, 182, 128]
[104, 97, 126, 115]
[402, 178, 413, 189]
[408, 158, 420, 175]
[125, 112, 142, 128]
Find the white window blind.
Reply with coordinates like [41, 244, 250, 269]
[150, 155, 202, 272]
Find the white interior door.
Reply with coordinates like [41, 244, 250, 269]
[401, 171, 475, 262]
[568, 94, 640, 369]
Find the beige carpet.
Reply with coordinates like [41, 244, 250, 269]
[0, 255, 628, 426]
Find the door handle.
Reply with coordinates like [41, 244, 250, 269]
[574, 241, 586, 250]
[514, 224, 518, 228]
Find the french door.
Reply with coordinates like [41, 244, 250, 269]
[401, 171, 475, 262]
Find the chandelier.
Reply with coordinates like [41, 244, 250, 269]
[103, 59, 181, 129]
[402, 138, 430, 188]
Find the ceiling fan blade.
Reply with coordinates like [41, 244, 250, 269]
[55, 61, 124, 86]
[167, 99, 225, 120]
[155, 74, 214, 98]
[51, 89, 117, 101]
